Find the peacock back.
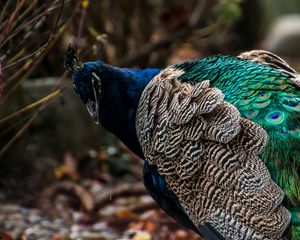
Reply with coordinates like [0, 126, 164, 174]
[136, 51, 300, 239]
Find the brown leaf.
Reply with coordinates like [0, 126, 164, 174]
[51, 234, 64, 240]
[115, 208, 136, 218]
[132, 231, 151, 240]
[0, 232, 14, 240]
[174, 230, 188, 240]
[144, 221, 156, 233]
[54, 151, 79, 180]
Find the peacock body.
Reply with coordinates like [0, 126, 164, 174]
[67, 49, 300, 240]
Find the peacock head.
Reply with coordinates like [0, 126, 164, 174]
[64, 46, 103, 124]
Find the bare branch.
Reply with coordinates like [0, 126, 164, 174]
[94, 182, 148, 211]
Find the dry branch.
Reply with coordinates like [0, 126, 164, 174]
[116, 0, 207, 67]
[94, 182, 148, 211]
[39, 181, 95, 212]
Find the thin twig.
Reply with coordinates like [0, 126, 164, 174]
[0, 0, 80, 158]
[116, 29, 188, 67]
[0, 0, 78, 104]
[0, 0, 69, 48]
[14, 0, 38, 27]
[117, 0, 208, 67]
[51, 0, 65, 36]
[2, 59, 33, 93]
[3, 44, 46, 71]
[0, 113, 34, 139]
[0, 0, 13, 24]
[0, 69, 68, 159]
[0, 0, 26, 42]
[0, 92, 56, 159]
[3, 0, 67, 71]
[77, 1, 87, 40]
[0, 89, 61, 125]
[6, 48, 26, 66]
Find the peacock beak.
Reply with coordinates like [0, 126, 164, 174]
[86, 72, 102, 125]
[86, 99, 99, 124]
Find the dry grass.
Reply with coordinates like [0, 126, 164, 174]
[0, 0, 80, 158]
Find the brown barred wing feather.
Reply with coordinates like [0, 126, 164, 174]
[136, 67, 291, 240]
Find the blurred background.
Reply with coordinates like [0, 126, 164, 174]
[0, 0, 300, 239]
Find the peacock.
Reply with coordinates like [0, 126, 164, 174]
[65, 47, 300, 240]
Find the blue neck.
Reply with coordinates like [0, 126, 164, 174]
[97, 64, 160, 158]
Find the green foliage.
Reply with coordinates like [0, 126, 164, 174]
[214, 0, 242, 24]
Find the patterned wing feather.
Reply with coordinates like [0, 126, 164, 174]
[136, 67, 291, 240]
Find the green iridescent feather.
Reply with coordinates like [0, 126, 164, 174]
[175, 51, 300, 239]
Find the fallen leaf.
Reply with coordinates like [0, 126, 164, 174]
[0, 232, 14, 240]
[174, 230, 188, 240]
[51, 234, 64, 240]
[144, 221, 156, 233]
[115, 208, 136, 218]
[132, 231, 151, 240]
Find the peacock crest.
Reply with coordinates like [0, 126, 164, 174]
[64, 45, 83, 72]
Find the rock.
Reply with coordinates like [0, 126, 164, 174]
[72, 211, 84, 223]
[81, 231, 110, 240]
[53, 218, 65, 225]
[7, 213, 23, 221]
[24, 227, 44, 240]
[69, 231, 82, 240]
[41, 220, 53, 229]
[71, 224, 85, 233]
[0, 204, 20, 214]
[28, 212, 43, 224]
[0, 203, 126, 240]
[53, 219, 66, 231]
[91, 222, 108, 231]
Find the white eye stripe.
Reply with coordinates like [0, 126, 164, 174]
[92, 72, 101, 89]
[92, 72, 100, 81]
[91, 71, 102, 97]
[87, 71, 102, 125]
